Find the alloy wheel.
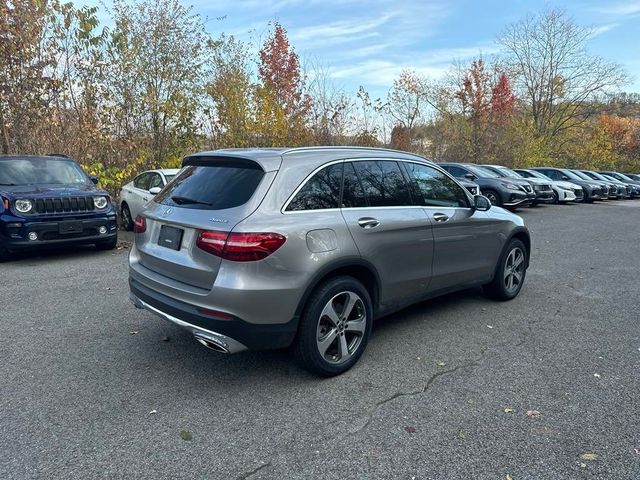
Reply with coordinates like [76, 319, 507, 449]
[503, 247, 525, 294]
[485, 191, 499, 205]
[316, 291, 367, 365]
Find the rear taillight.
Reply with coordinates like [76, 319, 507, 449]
[134, 215, 146, 233]
[196, 230, 286, 262]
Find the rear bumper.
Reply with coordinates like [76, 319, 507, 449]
[129, 277, 298, 351]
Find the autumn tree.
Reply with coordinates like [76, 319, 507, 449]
[306, 60, 351, 145]
[386, 70, 434, 148]
[105, 0, 211, 164]
[0, 0, 56, 153]
[256, 22, 311, 146]
[207, 34, 254, 148]
[499, 9, 627, 141]
[490, 73, 517, 122]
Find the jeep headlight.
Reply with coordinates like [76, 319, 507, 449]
[15, 199, 33, 213]
[93, 196, 109, 209]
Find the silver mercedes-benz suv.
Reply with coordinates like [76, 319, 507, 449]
[129, 147, 530, 376]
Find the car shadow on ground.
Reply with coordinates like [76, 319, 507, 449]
[126, 286, 487, 385]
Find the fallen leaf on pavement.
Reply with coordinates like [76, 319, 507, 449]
[526, 410, 540, 417]
[487, 325, 494, 329]
[404, 426, 416, 434]
[593, 373, 601, 378]
[504, 407, 514, 413]
[149, 409, 157, 415]
[506, 474, 513, 480]
[437, 361, 446, 367]
[130, 331, 138, 335]
[180, 430, 193, 441]
[466, 399, 475, 405]
[162, 336, 170, 342]
[580, 453, 597, 461]
[458, 431, 465, 440]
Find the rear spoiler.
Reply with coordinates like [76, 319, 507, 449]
[182, 155, 263, 170]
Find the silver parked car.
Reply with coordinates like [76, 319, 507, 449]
[119, 169, 180, 230]
[129, 147, 530, 376]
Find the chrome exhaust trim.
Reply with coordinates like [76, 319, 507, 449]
[130, 292, 248, 354]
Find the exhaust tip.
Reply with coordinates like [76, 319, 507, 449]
[194, 334, 230, 354]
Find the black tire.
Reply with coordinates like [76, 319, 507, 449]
[0, 244, 10, 262]
[483, 238, 528, 301]
[483, 189, 501, 207]
[293, 276, 373, 377]
[121, 203, 134, 231]
[95, 234, 118, 251]
[551, 191, 559, 204]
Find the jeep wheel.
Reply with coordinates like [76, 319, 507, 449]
[294, 276, 372, 377]
[95, 234, 118, 251]
[0, 244, 10, 262]
[483, 238, 527, 301]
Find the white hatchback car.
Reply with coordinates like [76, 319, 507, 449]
[119, 169, 179, 230]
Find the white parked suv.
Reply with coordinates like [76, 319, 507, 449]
[119, 169, 179, 230]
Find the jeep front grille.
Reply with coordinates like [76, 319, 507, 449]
[33, 197, 95, 214]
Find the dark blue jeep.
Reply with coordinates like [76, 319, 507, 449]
[0, 155, 118, 261]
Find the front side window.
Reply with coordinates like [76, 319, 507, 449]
[403, 162, 469, 207]
[351, 160, 413, 207]
[134, 173, 150, 190]
[342, 162, 367, 208]
[442, 165, 469, 178]
[148, 173, 163, 189]
[287, 163, 344, 211]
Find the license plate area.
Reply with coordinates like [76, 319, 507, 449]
[59, 221, 83, 234]
[158, 225, 183, 251]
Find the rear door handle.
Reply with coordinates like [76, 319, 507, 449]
[358, 217, 380, 229]
[433, 213, 449, 222]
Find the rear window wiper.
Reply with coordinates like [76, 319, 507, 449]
[170, 195, 213, 206]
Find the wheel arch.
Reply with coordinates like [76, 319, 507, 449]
[294, 258, 381, 320]
[507, 227, 531, 268]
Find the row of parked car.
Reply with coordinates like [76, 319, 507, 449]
[435, 162, 640, 209]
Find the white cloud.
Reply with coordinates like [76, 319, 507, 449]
[590, 2, 640, 15]
[591, 23, 620, 37]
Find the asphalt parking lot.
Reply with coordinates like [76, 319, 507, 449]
[1, 201, 639, 479]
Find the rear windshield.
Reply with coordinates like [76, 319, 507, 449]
[0, 158, 89, 186]
[154, 163, 264, 210]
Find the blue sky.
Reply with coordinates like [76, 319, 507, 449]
[92, 0, 640, 99]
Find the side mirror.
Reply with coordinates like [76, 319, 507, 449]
[90, 175, 99, 185]
[474, 195, 491, 211]
[561, 175, 569, 181]
[464, 173, 476, 181]
[148, 187, 162, 195]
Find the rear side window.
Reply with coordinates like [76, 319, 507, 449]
[403, 162, 469, 207]
[352, 160, 413, 207]
[287, 163, 343, 211]
[155, 163, 264, 210]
